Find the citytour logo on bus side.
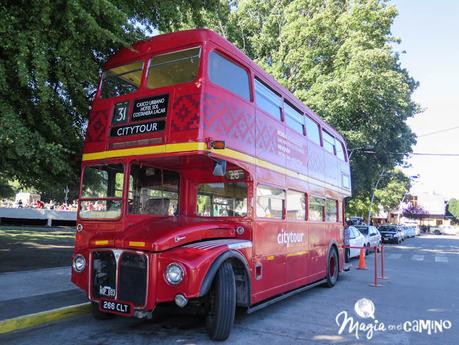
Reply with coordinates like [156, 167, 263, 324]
[277, 230, 304, 247]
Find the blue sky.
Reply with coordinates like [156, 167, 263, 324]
[391, 0, 459, 198]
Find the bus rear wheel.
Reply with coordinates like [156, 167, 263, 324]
[206, 261, 236, 341]
[325, 248, 339, 288]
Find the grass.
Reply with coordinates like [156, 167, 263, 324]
[0, 226, 75, 272]
[0, 229, 74, 243]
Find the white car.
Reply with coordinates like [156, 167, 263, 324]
[347, 226, 366, 258]
[354, 225, 382, 253]
[431, 225, 457, 235]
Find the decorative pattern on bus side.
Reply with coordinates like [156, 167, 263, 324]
[255, 117, 277, 153]
[203, 94, 255, 145]
[171, 94, 200, 132]
[85, 109, 108, 143]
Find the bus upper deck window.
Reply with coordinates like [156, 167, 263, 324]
[147, 47, 201, 89]
[208, 51, 250, 101]
[255, 79, 282, 120]
[100, 61, 143, 99]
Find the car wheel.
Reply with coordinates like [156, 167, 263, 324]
[365, 244, 370, 256]
[434, 230, 441, 235]
[206, 261, 236, 341]
[325, 248, 339, 288]
[91, 302, 114, 320]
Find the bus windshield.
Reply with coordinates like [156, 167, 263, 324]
[128, 164, 179, 216]
[100, 61, 143, 99]
[79, 164, 124, 219]
[197, 182, 247, 217]
[147, 47, 201, 89]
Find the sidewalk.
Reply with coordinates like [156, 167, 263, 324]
[0, 266, 88, 328]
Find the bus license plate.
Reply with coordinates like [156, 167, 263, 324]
[100, 300, 133, 316]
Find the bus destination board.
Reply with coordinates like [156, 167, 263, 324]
[131, 94, 169, 121]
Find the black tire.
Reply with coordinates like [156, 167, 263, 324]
[325, 248, 339, 288]
[206, 262, 236, 341]
[365, 244, 369, 256]
[91, 302, 114, 320]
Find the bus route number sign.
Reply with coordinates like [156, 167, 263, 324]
[112, 101, 129, 125]
[226, 169, 245, 180]
[131, 94, 169, 121]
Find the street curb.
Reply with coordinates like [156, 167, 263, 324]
[0, 302, 91, 335]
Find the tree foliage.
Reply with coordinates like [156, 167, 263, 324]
[346, 169, 410, 217]
[0, 0, 217, 192]
[447, 199, 459, 220]
[402, 204, 428, 219]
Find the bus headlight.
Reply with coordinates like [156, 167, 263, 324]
[72, 254, 86, 273]
[165, 263, 184, 285]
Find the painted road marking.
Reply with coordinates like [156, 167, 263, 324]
[387, 254, 402, 259]
[411, 255, 424, 261]
[435, 256, 448, 263]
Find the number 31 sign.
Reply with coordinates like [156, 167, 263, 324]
[112, 101, 129, 125]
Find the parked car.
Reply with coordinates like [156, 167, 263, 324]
[402, 225, 415, 238]
[415, 225, 421, 236]
[399, 226, 407, 240]
[430, 225, 457, 235]
[354, 225, 381, 254]
[378, 224, 403, 244]
[348, 226, 366, 258]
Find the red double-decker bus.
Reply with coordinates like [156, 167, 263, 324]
[71, 29, 351, 340]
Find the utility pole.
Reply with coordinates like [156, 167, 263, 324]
[368, 170, 386, 225]
[64, 186, 69, 205]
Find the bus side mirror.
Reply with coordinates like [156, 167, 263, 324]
[212, 160, 227, 177]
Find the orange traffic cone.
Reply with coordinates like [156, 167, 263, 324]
[357, 247, 367, 270]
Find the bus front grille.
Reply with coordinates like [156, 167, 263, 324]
[118, 252, 148, 306]
[91, 250, 148, 307]
[91, 251, 117, 299]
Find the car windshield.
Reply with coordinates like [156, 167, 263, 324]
[355, 226, 369, 235]
[197, 182, 247, 217]
[379, 226, 396, 232]
[79, 164, 124, 219]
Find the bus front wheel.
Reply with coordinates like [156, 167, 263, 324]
[325, 248, 339, 288]
[206, 261, 236, 341]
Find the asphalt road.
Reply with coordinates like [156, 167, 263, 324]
[2, 234, 458, 344]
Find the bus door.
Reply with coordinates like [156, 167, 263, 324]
[252, 185, 286, 301]
[285, 190, 308, 284]
[308, 197, 328, 279]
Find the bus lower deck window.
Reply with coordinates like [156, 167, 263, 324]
[197, 182, 247, 217]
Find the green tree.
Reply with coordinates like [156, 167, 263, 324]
[346, 169, 410, 218]
[373, 169, 410, 212]
[447, 198, 459, 220]
[0, 0, 217, 192]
